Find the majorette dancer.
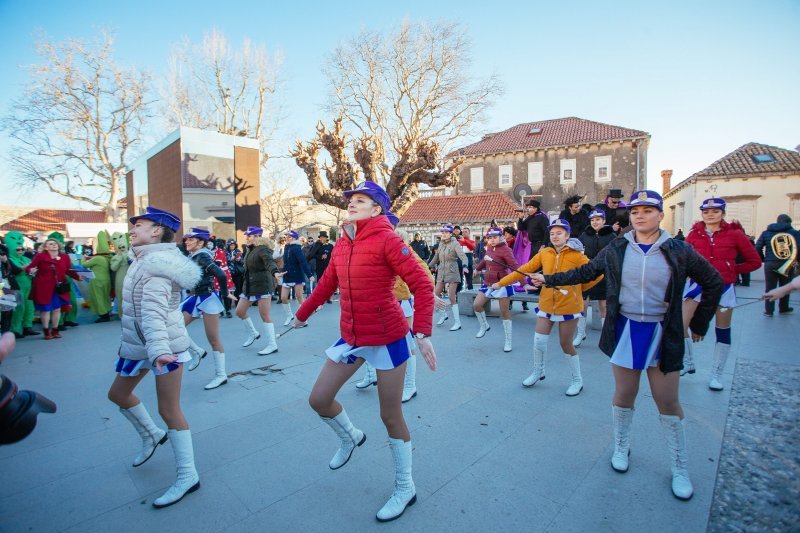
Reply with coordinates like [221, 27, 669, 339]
[292, 181, 436, 522]
[180, 228, 237, 390]
[573, 208, 616, 347]
[473, 227, 519, 352]
[234, 227, 281, 355]
[493, 219, 602, 395]
[212, 238, 236, 318]
[107, 207, 203, 508]
[276, 230, 314, 326]
[681, 197, 761, 389]
[428, 225, 467, 331]
[531, 190, 723, 501]
[354, 213, 438, 403]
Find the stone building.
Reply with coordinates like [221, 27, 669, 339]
[662, 143, 800, 238]
[446, 117, 650, 214]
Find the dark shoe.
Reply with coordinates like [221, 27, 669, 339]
[14, 332, 24, 339]
[522, 302, 529, 311]
[64, 321, 80, 327]
[22, 327, 40, 336]
[779, 307, 794, 315]
[95, 314, 111, 323]
[43, 328, 54, 340]
[58, 325, 67, 332]
[763, 312, 774, 317]
[51, 329, 62, 339]
[225, 311, 232, 318]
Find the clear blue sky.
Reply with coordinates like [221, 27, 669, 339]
[1, 0, 798, 207]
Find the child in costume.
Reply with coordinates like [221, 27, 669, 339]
[110, 231, 131, 319]
[80, 230, 113, 322]
[5, 232, 39, 338]
[474, 227, 520, 353]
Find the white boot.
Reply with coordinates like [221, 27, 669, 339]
[257, 321, 278, 355]
[152, 429, 200, 508]
[680, 337, 695, 376]
[708, 343, 730, 391]
[611, 405, 634, 473]
[475, 311, 490, 338]
[185, 338, 207, 372]
[320, 408, 366, 470]
[522, 333, 548, 387]
[241, 317, 261, 347]
[119, 403, 168, 467]
[282, 302, 294, 327]
[659, 414, 693, 500]
[402, 354, 417, 403]
[502, 320, 512, 352]
[376, 438, 417, 522]
[355, 363, 377, 389]
[449, 304, 461, 331]
[573, 317, 587, 347]
[565, 354, 583, 396]
[204, 351, 227, 390]
[436, 308, 449, 326]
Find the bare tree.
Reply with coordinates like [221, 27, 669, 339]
[165, 29, 282, 167]
[2, 33, 152, 222]
[260, 173, 304, 237]
[293, 21, 502, 215]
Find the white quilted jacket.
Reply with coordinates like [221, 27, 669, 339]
[119, 243, 201, 363]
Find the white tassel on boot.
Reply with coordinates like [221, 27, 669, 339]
[659, 414, 693, 500]
[573, 316, 587, 347]
[502, 320, 512, 352]
[282, 302, 294, 327]
[376, 438, 417, 522]
[708, 342, 730, 391]
[320, 408, 366, 470]
[680, 337, 696, 376]
[120, 403, 168, 467]
[258, 321, 278, 355]
[565, 354, 583, 396]
[475, 311, 490, 338]
[611, 405, 634, 472]
[241, 317, 261, 347]
[185, 338, 207, 372]
[355, 363, 377, 389]
[523, 332, 548, 387]
[204, 351, 228, 390]
[449, 304, 461, 331]
[402, 355, 417, 403]
[152, 429, 200, 508]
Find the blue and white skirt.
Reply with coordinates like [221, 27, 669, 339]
[610, 315, 663, 370]
[325, 332, 415, 370]
[181, 292, 225, 317]
[683, 280, 736, 308]
[282, 281, 304, 288]
[480, 285, 515, 299]
[115, 350, 192, 377]
[535, 307, 584, 322]
[239, 292, 271, 301]
[399, 298, 414, 318]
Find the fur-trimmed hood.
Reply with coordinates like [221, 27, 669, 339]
[129, 243, 201, 289]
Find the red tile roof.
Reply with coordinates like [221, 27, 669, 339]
[0, 209, 107, 233]
[400, 193, 520, 224]
[449, 117, 649, 157]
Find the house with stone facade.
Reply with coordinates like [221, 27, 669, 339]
[662, 143, 800, 238]
[445, 117, 650, 215]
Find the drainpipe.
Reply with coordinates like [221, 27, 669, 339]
[635, 140, 640, 192]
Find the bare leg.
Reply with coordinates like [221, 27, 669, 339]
[434, 281, 445, 299]
[535, 316, 555, 335]
[280, 286, 290, 305]
[715, 307, 732, 328]
[40, 310, 51, 330]
[446, 282, 458, 305]
[234, 297, 251, 319]
[202, 312, 223, 352]
[599, 300, 607, 318]
[50, 309, 61, 330]
[612, 365, 642, 408]
[646, 367, 683, 417]
[558, 319, 578, 355]
[108, 371, 150, 409]
[294, 284, 305, 306]
[309, 359, 365, 418]
[257, 298, 272, 322]
[377, 363, 410, 441]
[155, 365, 189, 430]
[473, 292, 489, 313]
[499, 297, 511, 320]
[183, 312, 195, 326]
[682, 298, 700, 336]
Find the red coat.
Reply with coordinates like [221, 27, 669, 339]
[212, 248, 235, 291]
[25, 252, 78, 306]
[685, 220, 761, 284]
[296, 215, 434, 345]
[475, 241, 519, 285]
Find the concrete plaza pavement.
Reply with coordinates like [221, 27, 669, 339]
[1, 278, 797, 532]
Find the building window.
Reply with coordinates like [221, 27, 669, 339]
[560, 159, 576, 184]
[752, 153, 775, 164]
[498, 164, 513, 188]
[594, 156, 611, 182]
[726, 201, 755, 236]
[527, 161, 543, 186]
[470, 167, 484, 191]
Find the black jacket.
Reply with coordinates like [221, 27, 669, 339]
[545, 236, 723, 374]
[243, 244, 278, 296]
[754, 222, 800, 262]
[578, 225, 616, 259]
[599, 204, 630, 231]
[518, 211, 550, 251]
[559, 208, 590, 238]
[306, 240, 334, 275]
[410, 240, 430, 261]
[190, 250, 229, 299]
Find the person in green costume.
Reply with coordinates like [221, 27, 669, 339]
[47, 232, 80, 328]
[80, 230, 113, 322]
[110, 231, 130, 318]
[5, 231, 39, 338]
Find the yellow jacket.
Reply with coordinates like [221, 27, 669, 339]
[497, 244, 603, 316]
[395, 250, 433, 301]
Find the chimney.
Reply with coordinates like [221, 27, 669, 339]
[661, 170, 673, 195]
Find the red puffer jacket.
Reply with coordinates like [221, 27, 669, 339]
[686, 220, 761, 284]
[295, 215, 434, 345]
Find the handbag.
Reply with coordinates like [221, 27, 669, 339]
[55, 280, 71, 294]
